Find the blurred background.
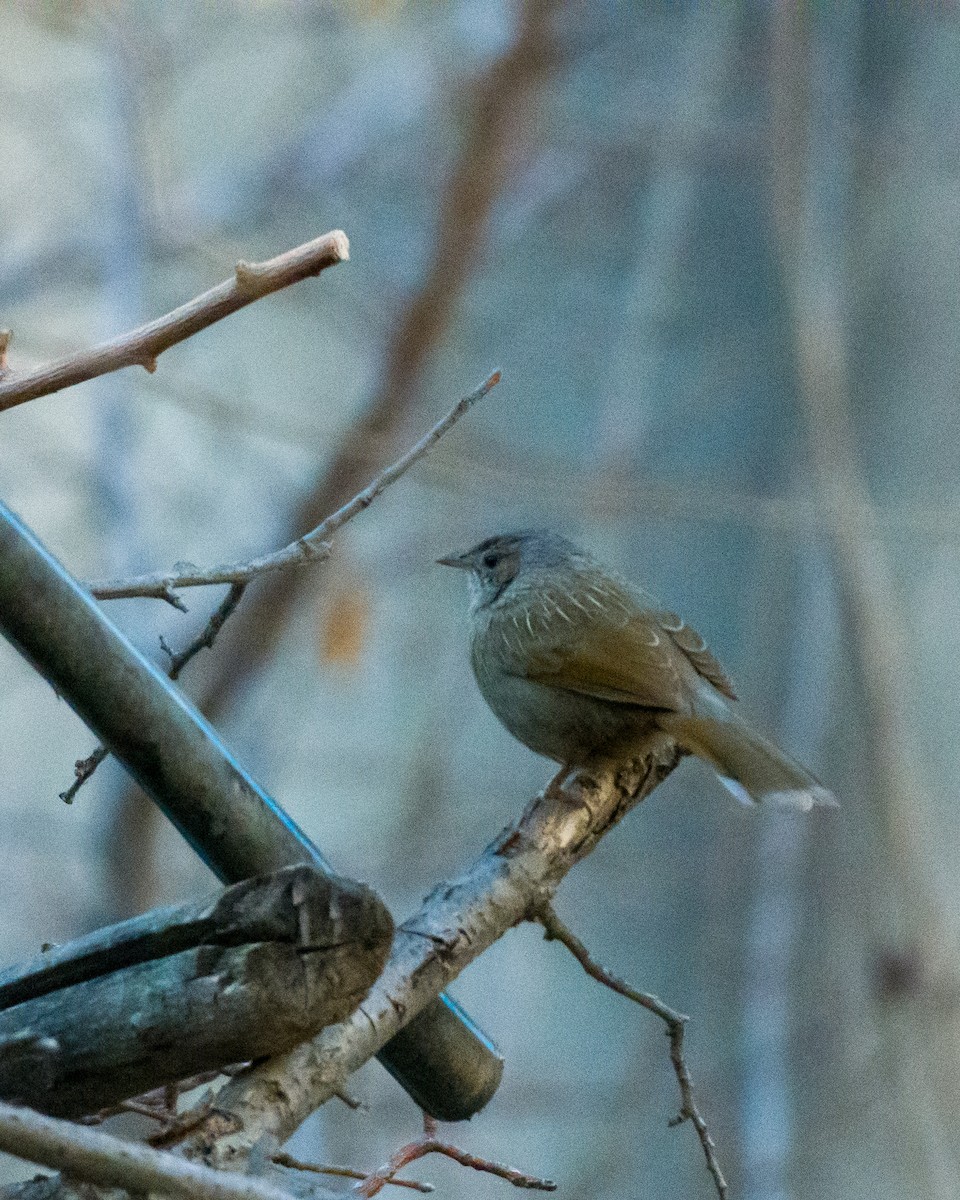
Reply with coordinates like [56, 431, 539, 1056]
[2, 1, 960, 1196]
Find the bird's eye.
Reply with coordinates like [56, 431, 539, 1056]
[482, 552, 499, 570]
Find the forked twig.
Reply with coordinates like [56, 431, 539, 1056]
[59, 584, 248, 802]
[273, 1151, 432, 1194]
[355, 1114, 556, 1198]
[537, 903, 727, 1200]
[160, 583, 248, 679]
[79, 1068, 242, 1130]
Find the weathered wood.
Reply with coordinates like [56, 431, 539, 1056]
[0, 867, 392, 1118]
[0, 865, 377, 1010]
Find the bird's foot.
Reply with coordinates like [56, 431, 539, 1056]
[542, 764, 575, 802]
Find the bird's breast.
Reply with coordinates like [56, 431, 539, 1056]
[468, 599, 660, 765]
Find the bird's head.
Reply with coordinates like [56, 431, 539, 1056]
[438, 530, 581, 610]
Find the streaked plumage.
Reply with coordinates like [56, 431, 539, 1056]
[439, 531, 835, 811]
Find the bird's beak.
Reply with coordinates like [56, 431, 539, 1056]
[436, 552, 472, 570]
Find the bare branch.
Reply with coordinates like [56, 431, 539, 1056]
[192, 741, 682, 1164]
[162, 583, 248, 679]
[537, 904, 728, 1200]
[59, 746, 109, 805]
[0, 1101, 334, 1200]
[87, 371, 501, 603]
[60, 583, 249, 802]
[272, 1151, 432, 1194]
[79, 1071, 225, 1130]
[0, 231, 349, 412]
[356, 1113, 555, 1197]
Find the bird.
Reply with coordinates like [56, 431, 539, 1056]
[438, 530, 836, 811]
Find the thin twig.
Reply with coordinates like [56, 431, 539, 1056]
[160, 582, 248, 680]
[537, 903, 727, 1200]
[59, 583, 249, 802]
[0, 1100, 331, 1200]
[273, 1151, 432, 1194]
[355, 1114, 555, 1198]
[59, 746, 109, 804]
[147, 1099, 220, 1150]
[0, 231, 349, 412]
[78, 1098, 162, 1126]
[87, 370, 501, 603]
[80, 1074, 244, 1133]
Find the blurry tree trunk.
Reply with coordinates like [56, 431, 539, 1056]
[91, 13, 161, 923]
[104, 0, 561, 919]
[771, 3, 960, 1196]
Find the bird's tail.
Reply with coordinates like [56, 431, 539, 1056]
[660, 696, 836, 811]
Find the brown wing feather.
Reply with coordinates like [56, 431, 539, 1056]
[654, 610, 737, 700]
[505, 578, 692, 712]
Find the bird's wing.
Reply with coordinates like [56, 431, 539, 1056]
[653, 609, 737, 700]
[501, 579, 691, 711]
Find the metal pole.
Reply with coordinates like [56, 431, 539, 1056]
[0, 502, 502, 1120]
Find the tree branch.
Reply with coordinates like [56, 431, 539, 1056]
[192, 741, 683, 1167]
[537, 904, 727, 1200]
[0, 1102, 335, 1200]
[356, 1113, 555, 1197]
[87, 371, 501, 603]
[161, 583, 249, 678]
[0, 231, 349, 412]
[7, 744, 687, 1200]
[60, 583, 249, 802]
[272, 1151, 432, 1194]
